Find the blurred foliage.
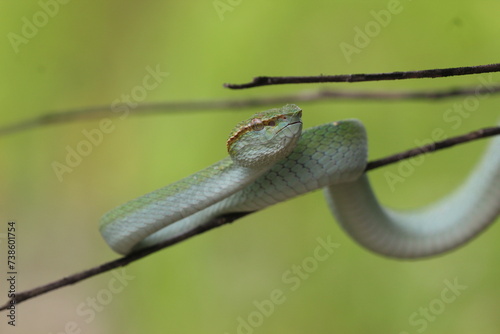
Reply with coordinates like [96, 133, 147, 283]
[0, 1, 499, 333]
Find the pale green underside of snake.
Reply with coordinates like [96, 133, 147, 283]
[100, 105, 500, 258]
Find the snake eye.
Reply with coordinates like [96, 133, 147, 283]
[267, 120, 276, 127]
[250, 118, 264, 131]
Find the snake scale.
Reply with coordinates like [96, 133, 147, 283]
[100, 104, 500, 258]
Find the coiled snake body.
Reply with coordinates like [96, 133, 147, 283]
[100, 105, 500, 258]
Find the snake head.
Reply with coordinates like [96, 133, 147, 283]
[227, 104, 303, 168]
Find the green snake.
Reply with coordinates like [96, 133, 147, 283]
[100, 104, 500, 258]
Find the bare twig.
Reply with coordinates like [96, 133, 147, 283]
[1, 125, 498, 311]
[2, 84, 500, 137]
[224, 63, 500, 89]
[365, 126, 500, 170]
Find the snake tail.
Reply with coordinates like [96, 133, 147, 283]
[326, 134, 500, 259]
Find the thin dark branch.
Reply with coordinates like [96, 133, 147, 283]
[366, 126, 500, 170]
[2, 84, 500, 137]
[224, 63, 500, 89]
[1, 125, 498, 311]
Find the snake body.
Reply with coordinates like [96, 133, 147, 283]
[100, 105, 500, 258]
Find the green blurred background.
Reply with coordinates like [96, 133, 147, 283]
[1, 1, 499, 333]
